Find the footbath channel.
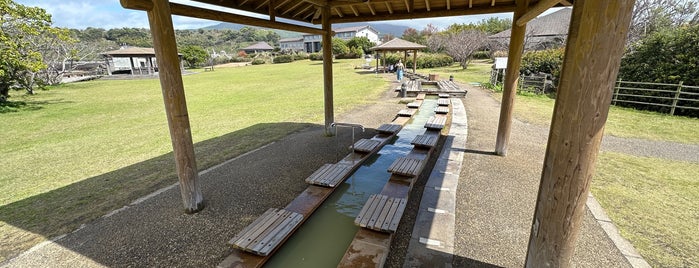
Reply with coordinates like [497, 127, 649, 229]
[264, 98, 440, 267]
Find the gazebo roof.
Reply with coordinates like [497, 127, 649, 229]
[242, 42, 274, 51]
[490, 8, 572, 38]
[371, 38, 426, 51]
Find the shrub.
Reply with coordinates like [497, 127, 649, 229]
[382, 52, 453, 69]
[309, 53, 323, 61]
[273, 55, 294, 64]
[472, 50, 491, 59]
[521, 48, 565, 81]
[293, 52, 308, 60]
[237, 51, 248, 58]
[251, 58, 266, 65]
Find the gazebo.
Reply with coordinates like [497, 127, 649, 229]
[240, 41, 274, 54]
[101, 47, 184, 75]
[371, 38, 427, 74]
[120, 0, 636, 265]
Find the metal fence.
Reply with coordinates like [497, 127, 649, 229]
[613, 80, 699, 116]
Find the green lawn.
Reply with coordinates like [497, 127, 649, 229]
[0, 59, 387, 262]
[593, 153, 699, 268]
[419, 59, 493, 85]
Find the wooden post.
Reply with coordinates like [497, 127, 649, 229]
[147, 0, 204, 213]
[129, 56, 136, 76]
[670, 81, 683, 115]
[613, 79, 621, 105]
[495, 0, 529, 156]
[321, 5, 334, 136]
[412, 49, 417, 73]
[525, 0, 635, 266]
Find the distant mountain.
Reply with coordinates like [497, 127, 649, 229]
[201, 22, 409, 38]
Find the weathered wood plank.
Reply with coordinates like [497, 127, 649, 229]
[354, 194, 408, 233]
[366, 195, 388, 228]
[380, 198, 401, 231]
[305, 164, 351, 187]
[229, 208, 278, 245]
[416, 93, 426, 100]
[434, 106, 449, 114]
[230, 208, 304, 256]
[411, 134, 437, 148]
[388, 198, 408, 231]
[424, 116, 446, 130]
[253, 212, 303, 256]
[397, 109, 417, 117]
[388, 157, 424, 177]
[437, 98, 450, 106]
[377, 124, 401, 134]
[406, 102, 420, 108]
[438, 93, 449, 98]
[248, 210, 292, 253]
[353, 139, 381, 153]
[354, 194, 377, 226]
[231, 208, 283, 249]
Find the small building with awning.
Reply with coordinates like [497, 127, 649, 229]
[101, 46, 183, 75]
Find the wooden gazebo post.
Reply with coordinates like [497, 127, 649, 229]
[321, 5, 334, 135]
[495, 0, 528, 156]
[412, 49, 417, 73]
[147, 0, 204, 213]
[525, 0, 635, 266]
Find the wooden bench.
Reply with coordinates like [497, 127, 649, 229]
[411, 134, 438, 148]
[377, 124, 402, 134]
[438, 93, 449, 98]
[434, 106, 449, 114]
[305, 163, 352, 187]
[406, 102, 420, 108]
[397, 109, 417, 117]
[204, 67, 214, 71]
[353, 139, 381, 153]
[230, 208, 303, 256]
[437, 98, 450, 106]
[388, 157, 424, 177]
[416, 93, 426, 100]
[354, 194, 407, 233]
[425, 116, 446, 130]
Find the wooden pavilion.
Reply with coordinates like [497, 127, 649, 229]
[371, 38, 427, 74]
[120, 0, 636, 266]
[101, 46, 183, 75]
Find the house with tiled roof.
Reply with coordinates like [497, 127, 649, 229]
[240, 42, 274, 54]
[302, 25, 380, 53]
[490, 8, 571, 50]
[279, 37, 304, 52]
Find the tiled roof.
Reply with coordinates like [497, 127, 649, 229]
[242, 42, 274, 50]
[490, 8, 572, 38]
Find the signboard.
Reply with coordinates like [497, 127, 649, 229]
[494, 57, 508, 69]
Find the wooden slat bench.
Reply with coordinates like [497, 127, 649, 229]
[305, 163, 352, 187]
[407, 102, 420, 108]
[354, 194, 407, 233]
[377, 124, 402, 134]
[230, 208, 303, 256]
[411, 134, 438, 148]
[434, 106, 449, 114]
[397, 109, 417, 117]
[416, 93, 426, 100]
[438, 93, 449, 98]
[388, 157, 424, 177]
[425, 116, 447, 130]
[353, 139, 381, 153]
[437, 98, 451, 106]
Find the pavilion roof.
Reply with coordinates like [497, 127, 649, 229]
[371, 38, 426, 51]
[242, 42, 274, 50]
[102, 47, 156, 56]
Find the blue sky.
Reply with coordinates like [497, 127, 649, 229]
[15, 0, 523, 31]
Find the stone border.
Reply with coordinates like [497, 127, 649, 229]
[586, 194, 652, 268]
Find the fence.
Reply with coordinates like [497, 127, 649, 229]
[489, 69, 553, 95]
[613, 80, 699, 116]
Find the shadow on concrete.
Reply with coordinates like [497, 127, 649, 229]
[0, 122, 379, 266]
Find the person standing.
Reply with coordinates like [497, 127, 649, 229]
[395, 59, 405, 81]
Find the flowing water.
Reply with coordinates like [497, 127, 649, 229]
[265, 98, 438, 267]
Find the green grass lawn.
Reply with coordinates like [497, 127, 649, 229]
[0, 58, 387, 262]
[419, 59, 493, 85]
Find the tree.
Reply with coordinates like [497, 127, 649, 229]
[0, 0, 63, 101]
[346, 36, 375, 54]
[180, 45, 209, 68]
[435, 30, 488, 69]
[627, 0, 699, 45]
[331, 37, 349, 56]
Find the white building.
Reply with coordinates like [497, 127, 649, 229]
[302, 25, 380, 53]
[279, 37, 304, 52]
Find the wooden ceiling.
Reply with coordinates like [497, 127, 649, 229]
[191, 0, 573, 25]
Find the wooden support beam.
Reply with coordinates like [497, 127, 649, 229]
[385, 2, 393, 14]
[491, 0, 496, 6]
[122, 0, 325, 34]
[146, 0, 204, 213]
[239, 0, 251, 6]
[294, 5, 312, 18]
[412, 50, 417, 73]
[404, 0, 410, 12]
[469, 0, 473, 8]
[330, 4, 515, 23]
[425, 0, 431, 11]
[349, 4, 359, 16]
[516, 0, 560, 26]
[334, 7, 344, 17]
[282, 0, 305, 15]
[256, 0, 269, 10]
[275, 0, 292, 9]
[525, 0, 635, 266]
[446, 0, 451, 10]
[366, 2, 376, 15]
[269, 0, 276, 21]
[495, 0, 528, 156]
[322, 5, 334, 136]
